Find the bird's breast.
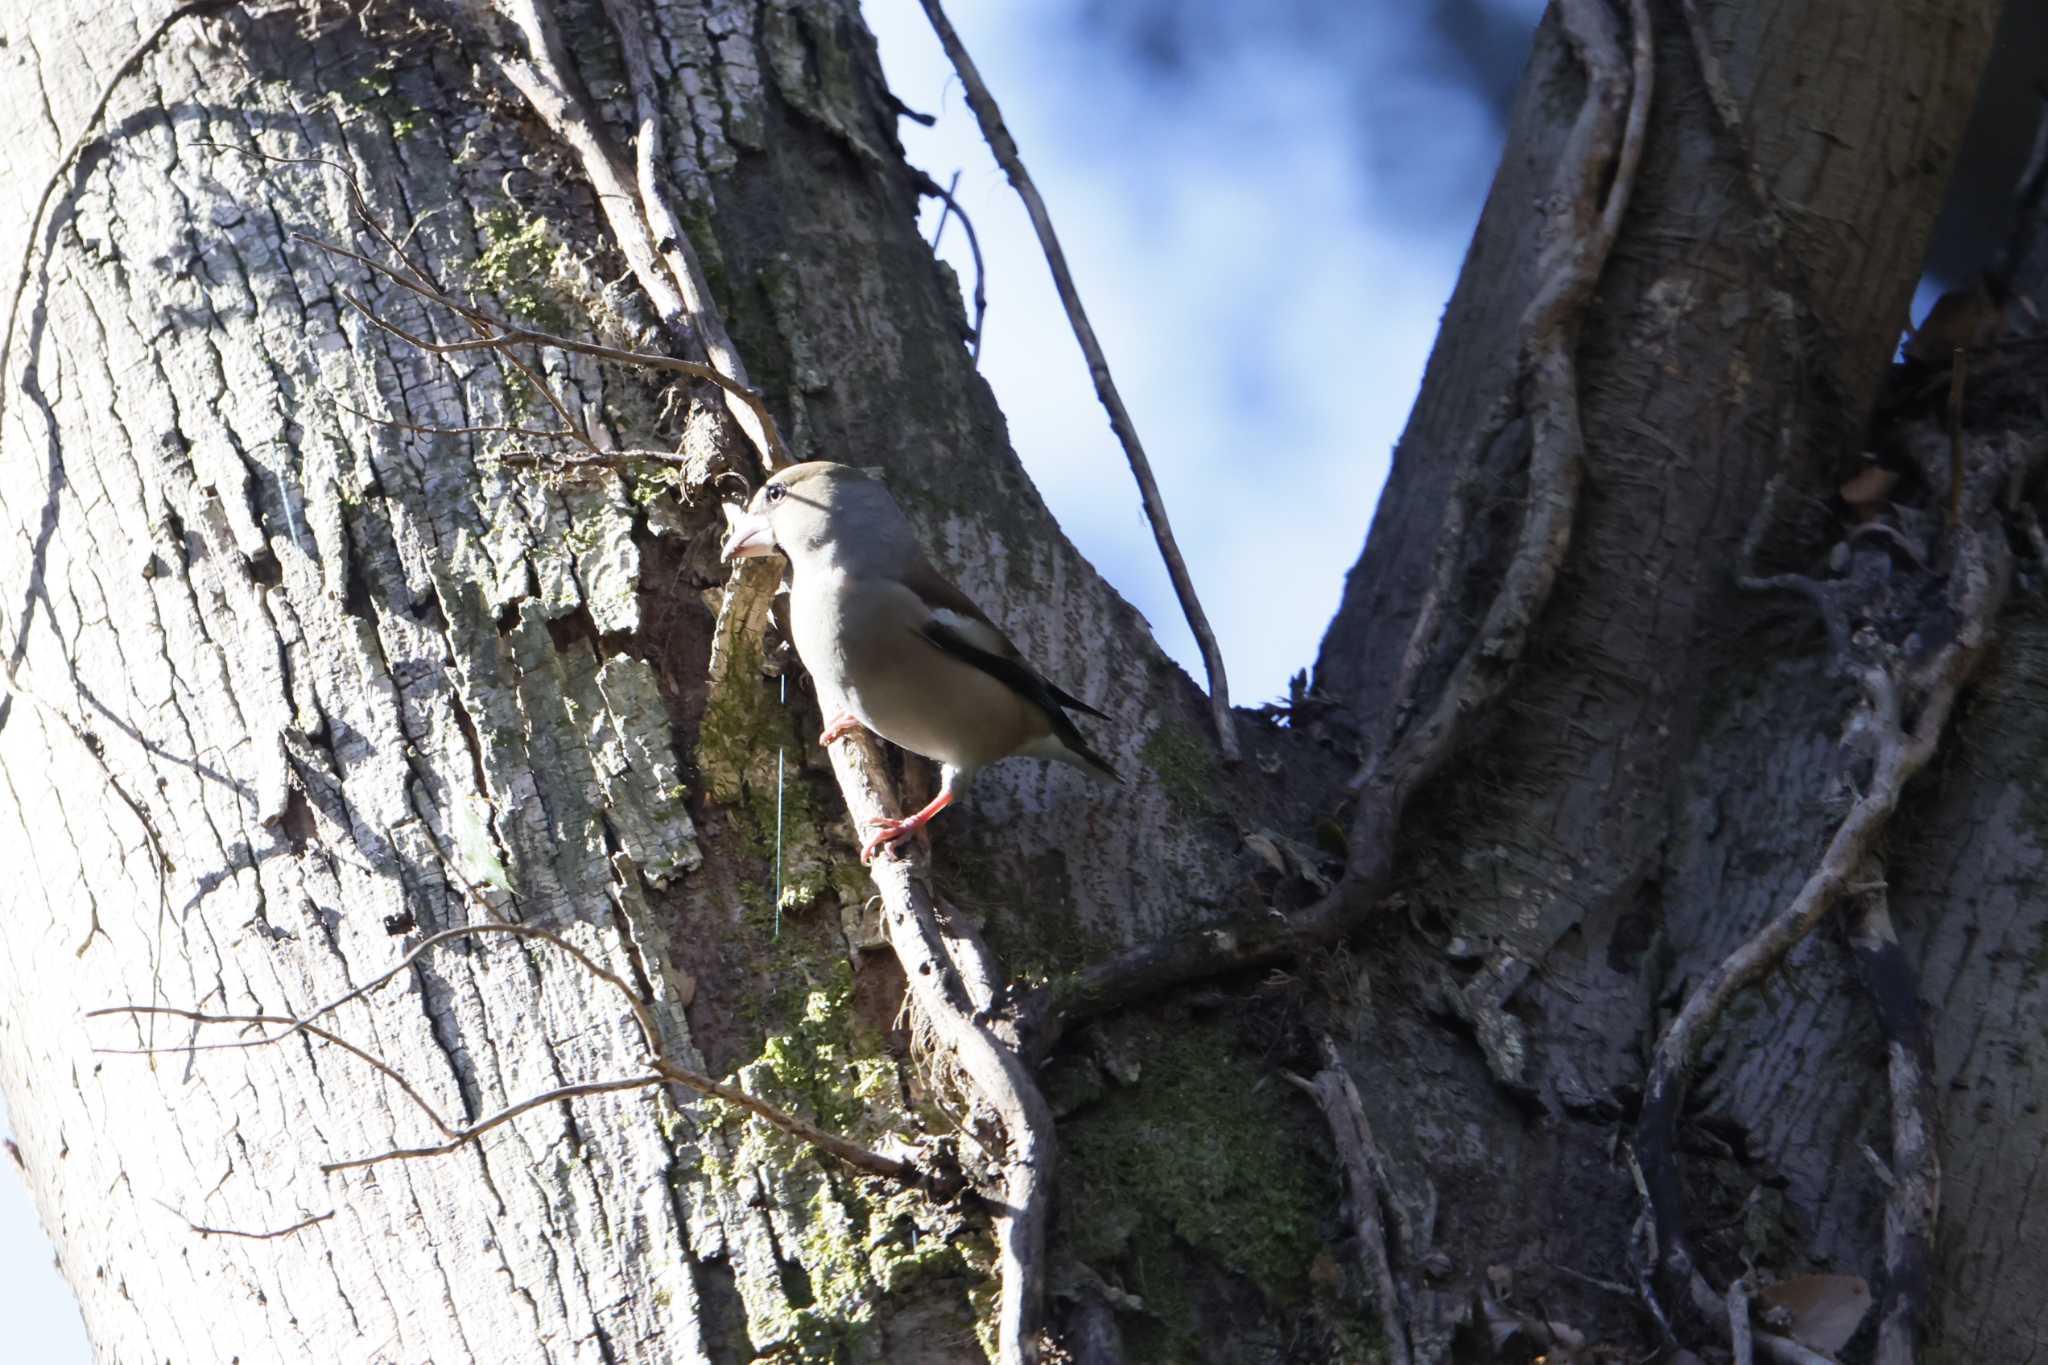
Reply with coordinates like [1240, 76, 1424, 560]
[788, 571, 1045, 772]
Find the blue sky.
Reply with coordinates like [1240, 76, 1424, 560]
[0, 4, 1539, 1355]
[864, 1, 1532, 704]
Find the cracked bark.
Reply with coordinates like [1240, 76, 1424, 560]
[2, 1, 2042, 1363]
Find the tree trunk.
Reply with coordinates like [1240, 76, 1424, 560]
[0, 1, 2034, 1363]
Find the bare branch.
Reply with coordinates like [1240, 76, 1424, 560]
[193, 139, 606, 461]
[93, 922, 921, 1186]
[916, 0, 1237, 760]
[1036, 0, 1655, 1048]
[295, 231, 787, 466]
[916, 171, 987, 361]
[160, 1202, 336, 1242]
[90, 1005, 468, 1138]
[100, 923, 658, 1065]
[1848, 868, 1940, 1365]
[320, 1074, 668, 1174]
[644, 1057, 918, 1185]
[334, 284, 598, 455]
[492, 449, 693, 473]
[1636, 510, 2008, 1306]
[1284, 1038, 1410, 1365]
[823, 728, 1055, 1365]
[0, 663, 171, 1022]
[1, 0, 241, 431]
[328, 396, 580, 446]
[488, 0, 785, 469]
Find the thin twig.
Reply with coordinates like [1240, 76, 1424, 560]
[0, 664, 171, 1031]
[1636, 510, 2007, 1304]
[491, 448, 692, 472]
[917, 171, 987, 361]
[93, 924, 920, 1184]
[1033, 0, 1654, 1052]
[329, 396, 579, 445]
[928, 168, 961, 247]
[916, 0, 1237, 759]
[2, 0, 241, 433]
[194, 140, 606, 460]
[821, 726, 1055, 1365]
[642, 1053, 919, 1183]
[308, 923, 653, 1053]
[297, 230, 786, 465]
[319, 1074, 668, 1173]
[91, 1006, 470, 1138]
[160, 1202, 336, 1241]
[491, 0, 785, 469]
[1284, 1037, 1410, 1365]
[1848, 867, 1940, 1365]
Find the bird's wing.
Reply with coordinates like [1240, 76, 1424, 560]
[899, 557, 1108, 721]
[897, 558, 1120, 781]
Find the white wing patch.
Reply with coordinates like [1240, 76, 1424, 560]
[927, 606, 1014, 658]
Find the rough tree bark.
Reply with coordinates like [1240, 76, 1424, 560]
[0, 0, 2035, 1363]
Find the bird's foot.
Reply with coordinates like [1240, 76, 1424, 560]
[860, 813, 930, 864]
[818, 712, 865, 747]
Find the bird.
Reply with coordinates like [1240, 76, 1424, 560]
[721, 461, 1119, 862]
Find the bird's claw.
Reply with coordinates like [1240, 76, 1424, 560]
[860, 815, 925, 864]
[819, 712, 865, 747]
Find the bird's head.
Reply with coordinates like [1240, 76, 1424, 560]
[720, 462, 911, 573]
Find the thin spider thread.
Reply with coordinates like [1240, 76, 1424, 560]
[774, 673, 787, 940]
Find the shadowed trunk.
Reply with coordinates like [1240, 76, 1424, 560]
[1, 0, 2037, 1361]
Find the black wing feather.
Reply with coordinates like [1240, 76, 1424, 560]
[917, 619, 1121, 781]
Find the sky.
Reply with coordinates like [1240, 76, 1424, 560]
[0, 3, 1539, 1356]
[864, 1, 1536, 704]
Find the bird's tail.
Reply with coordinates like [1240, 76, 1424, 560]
[1043, 711, 1121, 785]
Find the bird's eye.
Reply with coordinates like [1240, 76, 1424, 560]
[765, 484, 787, 504]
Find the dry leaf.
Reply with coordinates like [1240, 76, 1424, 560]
[1755, 1272, 1872, 1355]
[1904, 280, 2002, 362]
[1838, 465, 1900, 511]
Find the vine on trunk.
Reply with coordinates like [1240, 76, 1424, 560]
[1026, 0, 1655, 1057]
[1633, 400, 2022, 1355]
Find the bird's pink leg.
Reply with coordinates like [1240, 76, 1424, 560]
[818, 711, 865, 747]
[861, 788, 956, 864]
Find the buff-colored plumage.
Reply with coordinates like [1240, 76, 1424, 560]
[722, 462, 1116, 860]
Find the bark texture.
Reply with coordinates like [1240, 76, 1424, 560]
[1312, 0, 2035, 1359]
[1, 0, 2040, 1362]
[0, 1, 1258, 1360]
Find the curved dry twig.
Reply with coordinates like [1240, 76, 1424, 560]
[294, 229, 788, 462]
[157, 1201, 336, 1242]
[1848, 867, 1940, 1365]
[916, 0, 1238, 760]
[91, 921, 920, 1184]
[90, 1005, 470, 1138]
[916, 171, 987, 361]
[1635, 517, 2007, 1307]
[1035, 0, 1654, 1053]
[319, 1074, 669, 1174]
[195, 139, 608, 457]
[489, 0, 785, 470]
[1, 0, 241, 433]
[1284, 1037, 1410, 1365]
[823, 729, 1056, 1365]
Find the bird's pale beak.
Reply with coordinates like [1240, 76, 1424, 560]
[720, 503, 777, 562]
